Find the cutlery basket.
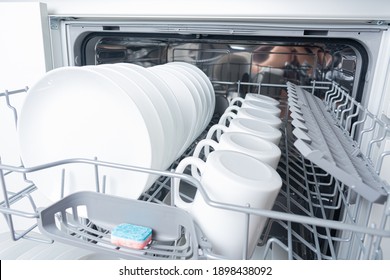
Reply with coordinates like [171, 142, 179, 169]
[38, 190, 203, 260]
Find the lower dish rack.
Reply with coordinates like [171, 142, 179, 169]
[1, 81, 390, 260]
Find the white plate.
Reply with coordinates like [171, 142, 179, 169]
[94, 64, 176, 166]
[164, 64, 208, 124]
[154, 65, 204, 140]
[170, 62, 215, 125]
[149, 67, 199, 155]
[114, 63, 186, 161]
[166, 63, 211, 131]
[18, 66, 161, 203]
[84, 65, 167, 186]
[185, 66, 214, 128]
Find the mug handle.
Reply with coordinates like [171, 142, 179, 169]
[191, 138, 219, 176]
[218, 111, 237, 126]
[173, 156, 206, 211]
[217, 111, 238, 140]
[224, 104, 241, 114]
[230, 96, 245, 107]
[206, 124, 228, 142]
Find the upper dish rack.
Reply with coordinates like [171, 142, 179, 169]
[0, 80, 390, 260]
[287, 82, 390, 203]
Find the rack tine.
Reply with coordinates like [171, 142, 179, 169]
[0, 157, 16, 239]
[376, 150, 390, 174]
[93, 156, 100, 193]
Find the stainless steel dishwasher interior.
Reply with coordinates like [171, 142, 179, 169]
[0, 39, 389, 260]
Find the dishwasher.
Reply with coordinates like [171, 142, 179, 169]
[0, 2, 390, 260]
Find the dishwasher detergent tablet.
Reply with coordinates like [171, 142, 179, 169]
[111, 223, 152, 249]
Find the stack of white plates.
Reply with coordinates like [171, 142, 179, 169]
[17, 62, 215, 202]
[150, 62, 215, 154]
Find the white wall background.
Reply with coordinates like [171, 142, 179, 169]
[0, 2, 52, 90]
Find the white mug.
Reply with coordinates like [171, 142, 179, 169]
[209, 117, 282, 145]
[173, 150, 282, 259]
[192, 132, 281, 169]
[219, 105, 282, 129]
[243, 93, 280, 106]
[230, 96, 281, 117]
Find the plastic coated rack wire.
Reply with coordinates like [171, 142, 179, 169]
[1, 81, 390, 259]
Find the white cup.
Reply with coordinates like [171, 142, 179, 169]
[244, 93, 280, 106]
[173, 150, 282, 259]
[230, 97, 281, 117]
[208, 117, 282, 146]
[219, 105, 282, 129]
[193, 132, 281, 169]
